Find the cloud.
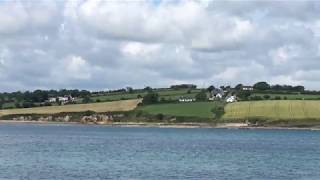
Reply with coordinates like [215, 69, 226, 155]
[0, 0, 320, 91]
[269, 45, 302, 65]
[0, 1, 59, 35]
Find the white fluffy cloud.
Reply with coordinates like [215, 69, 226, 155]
[0, 0, 320, 91]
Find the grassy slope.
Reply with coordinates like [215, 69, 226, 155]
[1, 89, 201, 108]
[138, 102, 220, 118]
[223, 100, 320, 121]
[0, 99, 141, 117]
[91, 89, 201, 102]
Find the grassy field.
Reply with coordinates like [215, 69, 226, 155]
[138, 102, 221, 118]
[251, 93, 320, 100]
[223, 100, 320, 121]
[0, 99, 141, 117]
[91, 89, 201, 102]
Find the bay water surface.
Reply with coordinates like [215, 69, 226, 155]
[0, 124, 320, 180]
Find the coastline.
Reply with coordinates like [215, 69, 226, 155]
[1, 120, 320, 130]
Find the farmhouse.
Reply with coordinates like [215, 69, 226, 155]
[242, 86, 254, 91]
[209, 89, 224, 101]
[178, 96, 195, 102]
[48, 97, 57, 103]
[47, 95, 75, 103]
[226, 95, 237, 103]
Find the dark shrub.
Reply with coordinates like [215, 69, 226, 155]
[195, 91, 207, 101]
[250, 96, 263, 101]
[156, 113, 164, 120]
[82, 96, 91, 104]
[142, 92, 159, 105]
[274, 96, 281, 100]
[84, 110, 95, 116]
[263, 95, 270, 100]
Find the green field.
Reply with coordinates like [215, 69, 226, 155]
[139, 102, 220, 118]
[223, 100, 320, 121]
[91, 89, 201, 102]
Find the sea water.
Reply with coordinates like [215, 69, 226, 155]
[0, 124, 320, 180]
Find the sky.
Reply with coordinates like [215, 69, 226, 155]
[1, 0, 320, 92]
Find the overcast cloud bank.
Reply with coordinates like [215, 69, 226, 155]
[1, 0, 320, 91]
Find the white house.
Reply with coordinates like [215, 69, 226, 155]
[242, 86, 254, 91]
[215, 93, 223, 99]
[210, 88, 224, 100]
[58, 96, 69, 102]
[48, 97, 57, 103]
[47, 95, 75, 104]
[179, 96, 195, 102]
[226, 95, 237, 103]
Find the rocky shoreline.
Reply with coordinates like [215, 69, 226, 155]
[1, 120, 320, 130]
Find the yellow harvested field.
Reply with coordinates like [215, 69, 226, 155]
[223, 100, 320, 120]
[0, 99, 141, 116]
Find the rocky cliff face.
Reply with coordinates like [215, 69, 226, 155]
[80, 114, 113, 124]
[10, 114, 115, 124]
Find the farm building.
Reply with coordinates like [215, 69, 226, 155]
[212, 88, 224, 99]
[242, 86, 254, 91]
[47, 95, 75, 104]
[48, 97, 57, 103]
[226, 95, 237, 103]
[178, 96, 196, 102]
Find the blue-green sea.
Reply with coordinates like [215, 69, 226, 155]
[0, 124, 320, 180]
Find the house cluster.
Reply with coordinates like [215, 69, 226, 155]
[48, 95, 75, 104]
[208, 88, 238, 103]
[178, 85, 254, 103]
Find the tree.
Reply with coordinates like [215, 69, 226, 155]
[170, 84, 197, 89]
[263, 95, 270, 100]
[82, 96, 91, 104]
[207, 85, 215, 92]
[142, 92, 159, 105]
[237, 91, 251, 100]
[211, 105, 225, 119]
[250, 96, 263, 101]
[143, 86, 152, 92]
[22, 102, 34, 108]
[274, 96, 281, 100]
[79, 90, 91, 98]
[195, 91, 207, 101]
[126, 87, 134, 93]
[70, 89, 80, 97]
[253, 82, 270, 91]
[14, 102, 21, 108]
[235, 84, 243, 90]
[156, 113, 164, 120]
[294, 86, 305, 92]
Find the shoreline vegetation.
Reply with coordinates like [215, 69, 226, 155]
[1, 120, 320, 131]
